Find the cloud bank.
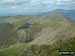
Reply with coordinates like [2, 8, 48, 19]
[0, 0, 75, 16]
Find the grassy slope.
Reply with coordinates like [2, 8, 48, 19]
[0, 16, 34, 56]
[0, 17, 31, 48]
[0, 43, 31, 56]
[0, 23, 13, 48]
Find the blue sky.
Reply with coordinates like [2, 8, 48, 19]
[0, 0, 75, 16]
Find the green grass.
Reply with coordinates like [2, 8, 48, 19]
[0, 43, 32, 56]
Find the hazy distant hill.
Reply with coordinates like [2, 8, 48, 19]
[0, 13, 75, 56]
[0, 9, 75, 19]
[54, 9, 75, 19]
[41, 9, 75, 25]
[42, 9, 75, 19]
[0, 9, 75, 26]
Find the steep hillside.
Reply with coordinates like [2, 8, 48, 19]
[0, 23, 13, 48]
[53, 9, 75, 19]
[0, 17, 32, 49]
[0, 13, 75, 56]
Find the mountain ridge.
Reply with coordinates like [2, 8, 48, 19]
[0, 13, 75, 56]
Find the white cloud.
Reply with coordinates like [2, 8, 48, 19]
[11, 6, 16, 9]
[0, 0, 75, 11]
[7, 0, 14, 2]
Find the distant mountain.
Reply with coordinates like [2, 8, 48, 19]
[39, 9, 75, 25]
[0, 9, 75, 19]
[40, 9, 75, 19]
[0, 9, 75, 25]
[53, 9, 75, 19]
[54, 9, 75, 25]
